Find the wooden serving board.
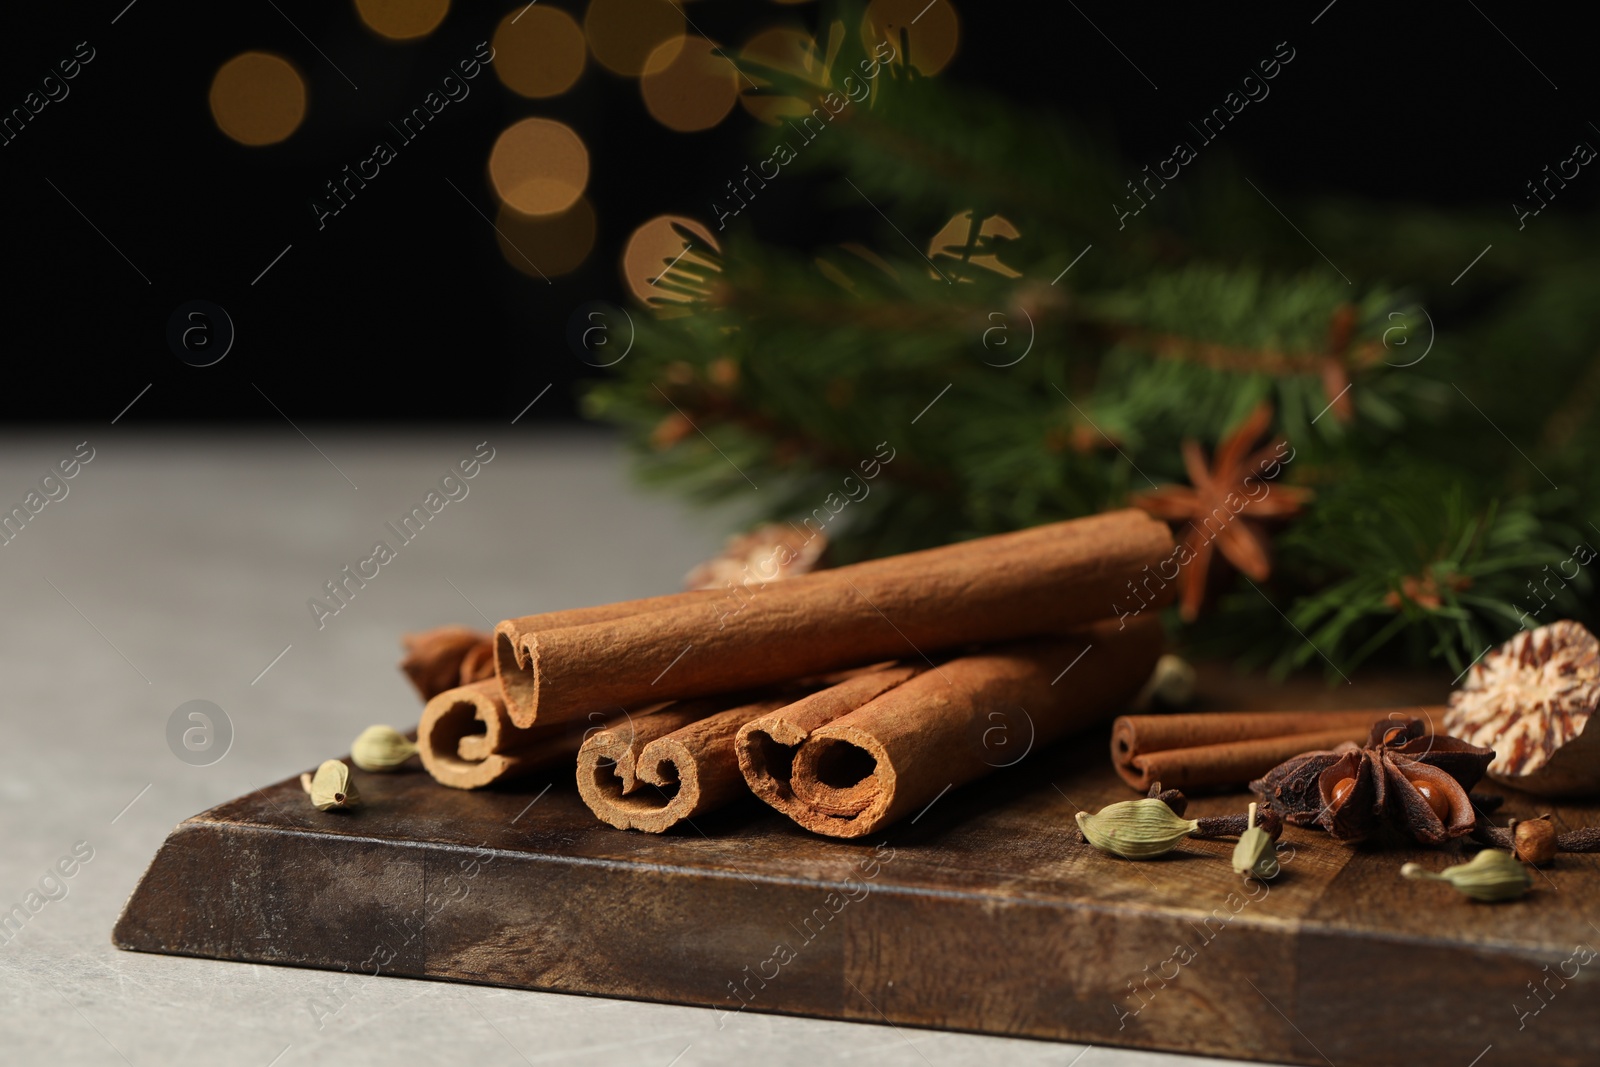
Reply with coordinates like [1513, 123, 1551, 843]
[115, 672, 1600, 1066]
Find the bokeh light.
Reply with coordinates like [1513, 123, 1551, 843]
[641, 36, 739, 132]
[863, 0, 959, 75]
[496, 198, 597, 279]
[209, 52, 307, 147]
[493, 6, 586, 98]
[622, 215, 720, 303]
[927, 211, 1021, 278]
[585, 0, 686, 77]
[488, 118, 589, 216]
[354, 0, 450, 40]
[737, 27, 823, 124]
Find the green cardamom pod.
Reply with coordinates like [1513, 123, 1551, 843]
[1401, 850, 1531, 902]
[351, 725, 419, 771]
[307, 758, 360, 812]
[1232, 802, 1278, 879]
[1077, 798, 1200, 859]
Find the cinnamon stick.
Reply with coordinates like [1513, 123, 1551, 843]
[1111, 708, 1446, 792]
[494, 589, 726, 716]
[418, 679, 595, 789]
[409, 600, 734, 785]
[404, 592, 732, 705]
[498, 509, 1174, 728]
[746, 617, 1163, 838]
[576, 692, 796, 832]
[737, 665, 923, 821]
[400, 625, 496, 701]
[403, 591, 727, 704]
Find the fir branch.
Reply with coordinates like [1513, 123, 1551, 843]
[1539, 346, 1600, 454]
[1098, 324, 1384, 378]
[650, 380, 954, 494]
[581, 0, 1600, 672]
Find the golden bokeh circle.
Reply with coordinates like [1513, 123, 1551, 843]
[585, 0, 687, 77]
[354, 0, 450, 40]
[496, 198, 597, 279]
[927, 211, 1021, 279]
[488, 118, 590, 216]
[737, 26, 823, 124]
[641, 36, 739, 132]
[209, 52, 307, 147]
[493, 6, 586, 98]
[622, 215, 720, 303]
[863, 0, 959, 75]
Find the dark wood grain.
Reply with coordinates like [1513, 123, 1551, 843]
[114, 667, 1600, 1065]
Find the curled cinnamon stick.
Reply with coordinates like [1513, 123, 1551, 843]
[413, 605, 728, 707]
[576, 693, 795, 832]
[737, 665, 923, 822]
[499, 510, 1174, 728]
[400, 626, 496, 701]
[1111, 708, 1445, 792]
[418, 679, 591, 789]
[405, 594, 727, 706]
[752, 617, 1163, 839]
[404, 574, 889, 790]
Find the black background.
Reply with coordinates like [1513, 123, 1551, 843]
[1, 1, 1593, 424]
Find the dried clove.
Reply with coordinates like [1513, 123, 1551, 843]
[1146, 782, 1283, 840]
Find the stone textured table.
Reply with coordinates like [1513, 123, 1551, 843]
[0, 428, 1264, 1066]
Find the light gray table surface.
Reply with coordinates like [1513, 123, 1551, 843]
[0, 428, 1261, 1067]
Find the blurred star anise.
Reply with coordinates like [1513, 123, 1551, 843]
[1130, 403, 1311, 620]
[1250, 718, 1494, 845]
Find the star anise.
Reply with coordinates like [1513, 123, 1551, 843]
[1250, 718, 1494, 845]
[1381, 570, 1473, 610]
[1130, 403, 1312, 620]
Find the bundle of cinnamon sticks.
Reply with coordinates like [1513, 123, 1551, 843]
[401, 509, 1174, 838]
[1110, 707, 1445, 792]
